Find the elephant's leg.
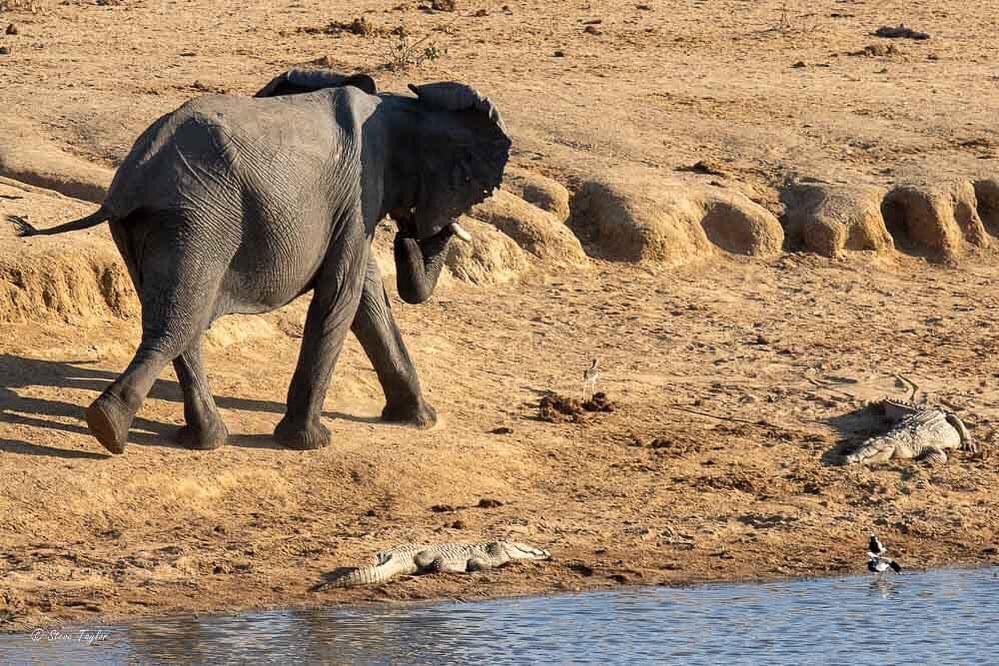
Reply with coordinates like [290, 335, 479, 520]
[274, 235, 368, 450]
[351, 257, 436, 427]
[86, 343, 179, 454]
[88, 215, 225, 454]
[173, 336, 228, 450]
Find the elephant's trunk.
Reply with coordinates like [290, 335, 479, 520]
[394, 224, 466, 304]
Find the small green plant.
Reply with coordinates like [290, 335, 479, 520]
[384, 24, 449, 70]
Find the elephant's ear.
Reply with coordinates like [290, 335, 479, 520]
[254, 69, 377, 97]
[409, 82, 512, 238]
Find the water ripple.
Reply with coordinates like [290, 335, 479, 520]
[2, 567, 997, 665]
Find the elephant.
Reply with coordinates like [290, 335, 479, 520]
[11, 69, 511, 454]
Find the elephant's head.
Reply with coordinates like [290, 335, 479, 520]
[254, 70, 511, 304]
[384, 82, 511, 304]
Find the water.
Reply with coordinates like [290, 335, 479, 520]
[3, 567, 998, 665]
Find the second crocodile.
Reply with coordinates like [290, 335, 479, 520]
[843, 399, 976, 465]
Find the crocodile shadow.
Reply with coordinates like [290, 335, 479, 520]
[821, 404, 887, 466]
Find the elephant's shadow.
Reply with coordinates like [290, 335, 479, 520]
[0, 353, 378, 458]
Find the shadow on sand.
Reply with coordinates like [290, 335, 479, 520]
[820, 403, 888, 466]
[0, 354, 381, 457]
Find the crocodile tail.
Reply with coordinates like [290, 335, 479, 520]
[843, 436, 895, 465]
[944, 413, 976, 453]
[330, 552, 411, 587]
[332, 565, 392, 587]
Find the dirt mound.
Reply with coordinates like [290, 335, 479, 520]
[974, 179, 999, 236]
[538, 391, 615, 423]
[699, 190, 784, 256]
[0, 180, 136, 324]
[570, 170, 784, 266]
[781, 182, 893, 257]
[0, 118, 112, 204]
[502, 165, 571, 223]
[881, 180, 989, 262]
[445, 215, 530, 285]
[469, 189, 587, 266]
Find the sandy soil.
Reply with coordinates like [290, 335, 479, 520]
[1, 0, 998, 631]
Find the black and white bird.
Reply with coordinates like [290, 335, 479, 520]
[867, 534, 902, 574]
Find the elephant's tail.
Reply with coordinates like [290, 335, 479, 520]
[8, 207, 111, 237]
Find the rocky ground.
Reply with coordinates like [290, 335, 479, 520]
[1, 0, 998, 631]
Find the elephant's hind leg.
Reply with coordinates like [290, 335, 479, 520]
[173, 336, 228, 450]
[351, 257, 437, 428]
[87, 343, 179, 455]
[89, 214, 228, 454]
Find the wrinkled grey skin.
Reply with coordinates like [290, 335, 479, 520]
[13, 70, 510, 454]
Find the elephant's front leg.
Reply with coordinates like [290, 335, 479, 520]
[351, 257, 437, 428]
[274, 237, 368, 450]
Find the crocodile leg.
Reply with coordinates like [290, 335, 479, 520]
[466, 557, 492, 572]
[428, 557, 471, 574]
[918, 447, 948, 465]
[413, 550, 437, 572]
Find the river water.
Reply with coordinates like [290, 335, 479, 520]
[3, 566, 997, 664]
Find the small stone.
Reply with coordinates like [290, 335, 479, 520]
[873, 24, 930, 41]
[451, 520, 466, 529]
[478, 498, 503, 508]
[5, 24, 17, 35]
[473, 8, 487, 17]
[430, 504, 455, 513]
[430, 0, 456, 11]
[682, 159, 726, 176]
[489, 426, 514, 435]
[553, 50, 566, 57]
[791, 61, 806, 68]
[583, 25, 602, 35]
[0, 46, 10, 55]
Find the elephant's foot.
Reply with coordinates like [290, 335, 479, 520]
[382, 399, 437, 429]
[176, 417, 229, 451]
[85, 393, 134, 455]
[274, 416, 331, 450]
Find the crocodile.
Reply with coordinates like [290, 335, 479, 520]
[843, 398, 976, 465]
[326, 541, 551, 587]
